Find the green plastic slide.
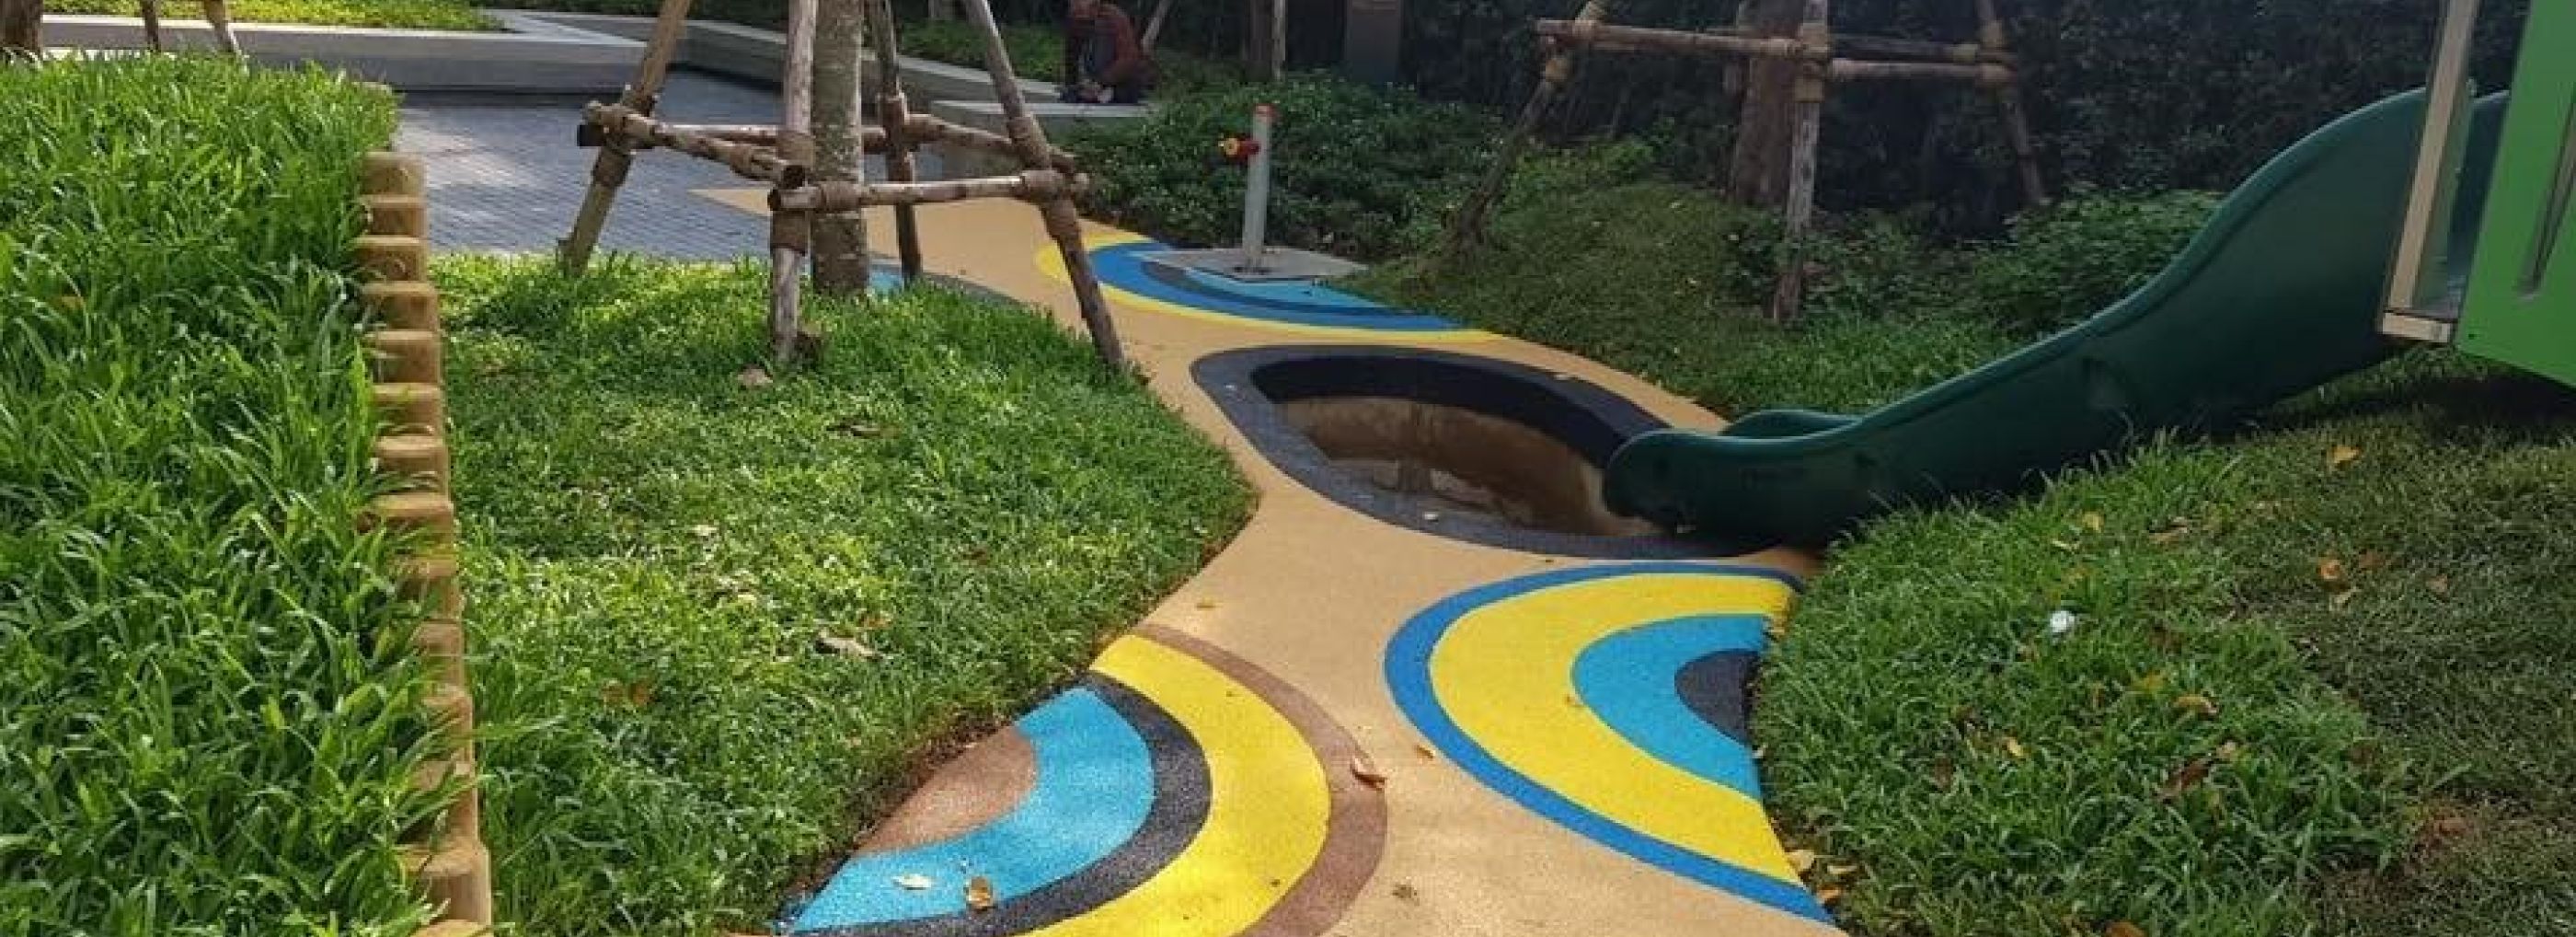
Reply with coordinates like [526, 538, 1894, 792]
[1605, 90, 2507, 547]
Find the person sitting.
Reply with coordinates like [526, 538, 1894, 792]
[1061, 0, 1152, 105]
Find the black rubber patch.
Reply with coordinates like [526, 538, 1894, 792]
[1673, 653, 1758, 746]
[1191, 345, 1758, 558]
[803, 676, 1213, 937]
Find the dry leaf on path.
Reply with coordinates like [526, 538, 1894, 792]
[2173, 694, 2220, 718]
[964, 875, 995, 912]
[891, 873, 933, 891]
[1786, 849, 1818, 873]
[1350, 755, 1387, 789]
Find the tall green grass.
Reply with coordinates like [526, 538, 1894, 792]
[435, 258, 1252, 934]
[0, 58, 436, 935]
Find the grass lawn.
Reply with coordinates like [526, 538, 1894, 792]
[1353, 168, 2576, 934]
[51, 0, 494, 30]
[0, 59, 440, 935]
[433, 258, 1250, 934]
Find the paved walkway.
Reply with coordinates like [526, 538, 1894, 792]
[397, 70, 941, 260]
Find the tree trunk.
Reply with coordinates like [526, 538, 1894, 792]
[810, 0, 873, 295]
[0, 0, 40, 57]
[1724, 0, 1806, 208]
[202, 0, 241, 55]
[1244, 0, 1282, 79]
[139, 0, 163, 51]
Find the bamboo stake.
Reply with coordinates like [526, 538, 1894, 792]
[585, 104, 787, 181]
[1534, 18, 1814, 60]
[1824, 58, 2007, 83]
[776, 170, 1086, 211]
[561, 0, 696, 275]
[960, 0, 1124, 367]
[578, 110, 1084, 177]
[202, 0, 241, 55]
[1442, 0, 1613, 263]
[770, 0, 818, 364]
[865, 0, 925, 283]
[138, 0, 164, 52]
[1767, 0, 1828, 323]
[1974, 0, 2046, 207]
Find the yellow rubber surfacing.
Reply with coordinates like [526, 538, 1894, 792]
[689, 193, 1837, 936]
[1056, 636, 1332, 936]
[1429, 572, 1802, 885]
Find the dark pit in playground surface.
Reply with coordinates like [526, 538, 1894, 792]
[1193, 346, 1752, 559]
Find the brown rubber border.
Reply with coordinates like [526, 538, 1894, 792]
[1132, 625, 1388, 937]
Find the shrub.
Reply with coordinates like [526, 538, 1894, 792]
[1069, 75, 1498, 260]
[0, 58, 433, 935]
[1962, 189, 2222, 330]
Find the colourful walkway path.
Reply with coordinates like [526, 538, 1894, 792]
[684, 194, 1838, 937]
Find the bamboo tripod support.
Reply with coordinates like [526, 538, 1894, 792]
[1443, 1, 2049, 320]
[555, 0, 1121, 366]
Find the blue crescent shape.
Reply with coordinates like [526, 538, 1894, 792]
[790, 688, 1156, 929]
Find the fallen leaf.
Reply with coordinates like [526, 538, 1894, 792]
[1930, 756, 1957, 791]
[1786, 849, 1819, 873]
[2077, 511, 2106, 534]
[2329, 587, 2358, 610]
[2173, 694, 2220, 718]
[2131, 670, 2169, 693]
[2427, 575, 2453, 595]
[829, 416, 887, 437]
[891, 873, 934, 890]
[964, 875, 995, 912]
[1194, 598, 1218, 611]
[1391, 882, 1420, 903]
[815, 633, 880, 659]
[600, 680, 654, 708]
[2317, 556, 2348, 584]
[2215, 741, 2243, 761]
[2327, 444, 2362, 470]
[1815, 886, 1845, 905]
[736, 365, 774, 389]
[2106, 922, 2147, 937]
[2049, 538, 2080, 552]
[1562, 693, 1586, 710]
[1825, 862, 1859, 878]
[2148, 524, 2192, 546]
[2003, 735, 2029, 759]
[690, 524, 719, 538]
[1411, 744, 1439, 761]
[1350, 755, 1387, 789]
[2358, 550, 2391, 572]
[1421, 511, 1443, 522]
[2158, 757, 2214, 801]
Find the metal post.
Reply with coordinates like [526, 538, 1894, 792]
[2384, 0, 2483, 330]
[1237, 103, 1277, 274]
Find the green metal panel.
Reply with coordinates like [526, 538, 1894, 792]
[2458, 0, 2576, 385]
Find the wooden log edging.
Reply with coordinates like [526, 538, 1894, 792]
[356, 151, 495, 934]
